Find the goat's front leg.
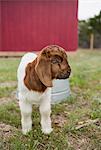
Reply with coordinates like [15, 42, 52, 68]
[19, 100, 32, 135]
[39, 98, 53, 134]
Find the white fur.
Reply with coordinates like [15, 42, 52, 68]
[17, 53, 53, 134]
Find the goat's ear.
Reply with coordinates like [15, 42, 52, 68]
[35, 53, 52, 87]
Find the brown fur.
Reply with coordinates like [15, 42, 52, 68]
[24, 59, 47, 92]
[24, 45, 71, 92]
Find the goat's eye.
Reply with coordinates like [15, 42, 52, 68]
[51, 59, 58, 64]
[51, 55, 63, 64]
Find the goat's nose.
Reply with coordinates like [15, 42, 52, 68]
[67, 68, 71, 76]
[68, 66, 71, 73]
[67, 71, 70, 76]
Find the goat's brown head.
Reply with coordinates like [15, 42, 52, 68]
[35, 45, 71, 87]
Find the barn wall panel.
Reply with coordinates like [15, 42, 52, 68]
[0, 2, 2, 50]
[0, 0, 78, 51]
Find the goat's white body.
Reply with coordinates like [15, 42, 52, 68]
[17, 52, 51, 104]
[17, 52, 52, 134]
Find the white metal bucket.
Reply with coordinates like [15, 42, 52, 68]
[51, 79, 71, 104]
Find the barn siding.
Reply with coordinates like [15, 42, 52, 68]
[0, 0, 78, 51]
[0, 2, 2, 51]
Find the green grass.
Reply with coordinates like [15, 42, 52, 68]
[0, 50, 101, 150]
[0, 86, 16, 98]
[0, 58, 20, 82]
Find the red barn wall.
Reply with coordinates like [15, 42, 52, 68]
[0, 0, 78, 51]
[0, 3, 2, 51]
